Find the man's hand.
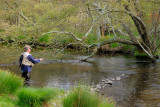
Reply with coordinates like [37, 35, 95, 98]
[40, 58, 44, 61]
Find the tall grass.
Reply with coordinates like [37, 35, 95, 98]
[63, 86, 116, 107]
[0, 95, 16, 107]
[17, 87, 57, 107]
[99, 99, 115, 107]
[0, 70, 24, 94]
[63, 86, 99, 107]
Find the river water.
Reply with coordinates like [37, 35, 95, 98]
[0, 50, 160, 107]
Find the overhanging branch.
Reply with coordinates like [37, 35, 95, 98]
[101, 38, 137, 46]
[42, 31, 82, 41]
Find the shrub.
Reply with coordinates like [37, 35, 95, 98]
[0, 70, 24, 94]
[17, 87, 57, 107]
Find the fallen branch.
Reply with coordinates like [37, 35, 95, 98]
[101, 38, 137, 46]
[81, 38, 137, 61]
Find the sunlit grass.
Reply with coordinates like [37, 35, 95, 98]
[0, 95, 17, 107]
[0, 70, 24, 94]
[63, 86, 116, 107]
[17, 87, 58, 107]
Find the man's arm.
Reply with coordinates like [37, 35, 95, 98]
[27, 55, 40, 64]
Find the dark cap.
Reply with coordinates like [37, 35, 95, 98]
[24, 45, 31, 52]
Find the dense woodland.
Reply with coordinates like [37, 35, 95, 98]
[0, 0, 160, 60]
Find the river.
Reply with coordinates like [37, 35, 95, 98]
[0, 49, 160, 107]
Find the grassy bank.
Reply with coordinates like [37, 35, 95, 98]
[0, 70, 24, 94]
[0, 69, 116, 107]
[63, 86, 115, 107]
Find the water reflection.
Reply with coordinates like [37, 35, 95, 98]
[0, 55, 160, 106]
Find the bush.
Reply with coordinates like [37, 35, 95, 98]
[17, 87, 57, 107]
[0, 70, 24, 94]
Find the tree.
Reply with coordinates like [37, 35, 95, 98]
[0, 0, 160, 61]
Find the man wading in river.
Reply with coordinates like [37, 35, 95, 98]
[19, 45, 43, 86]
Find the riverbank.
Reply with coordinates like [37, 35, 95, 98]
[1, 50, 160, 106]
[0, 69, 115, 107]
[0, 41, 155, 63]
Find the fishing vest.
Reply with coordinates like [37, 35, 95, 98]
[22, 52, 34, 66]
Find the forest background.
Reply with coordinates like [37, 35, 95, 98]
[0, 0, 160, 60]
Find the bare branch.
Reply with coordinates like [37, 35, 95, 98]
[5, 1, 14, 9]
[122, 24, 137, 43]
[56, 42, 100, 58]
[131, 0, 143, 18]
[115, 28, 129, 37]
[55, 43, 77, 57]
[81, 52, 97, 61]
[18, 11, 35, 25]
[137, 41, 154, 59]
[154, 43, 160, 54]
[81, 37, 137, 61]
[106, 13, 117, 37]
[81, 22, 95, 41]
[101, 38, 137, 46]
[5, 1, 35, 26]
[42, 31, 82, 41]
[86, 3, 94, 22]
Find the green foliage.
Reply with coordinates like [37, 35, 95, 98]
[63, 86, 100, 107]
[17, 35, 27, 41]
[123, 44, 134, 51]
[85, 33, 98, 45]
[99, 100, 115, 107]
[98, 36, 107, 43]
[134, 51, 148, 57]
[107, 34, 116, 40]
[63, 86, 115, 107]
[0, 95, 16, 107]
[76, 33, 85, 38]
[110, 43, 118, 48]
[0, 70, 24, 94]
[0, 29, 5, 32]
[39, 34, 53, 44]
[17, 87, 57, 107]
[59, 36, 73, 45]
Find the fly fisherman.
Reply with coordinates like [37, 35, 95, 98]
[19, 45, 43, 86]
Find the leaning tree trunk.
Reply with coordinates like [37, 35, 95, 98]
[124, 6, 156, 60]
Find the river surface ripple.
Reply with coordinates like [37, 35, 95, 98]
[0, 55, 160, 107]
